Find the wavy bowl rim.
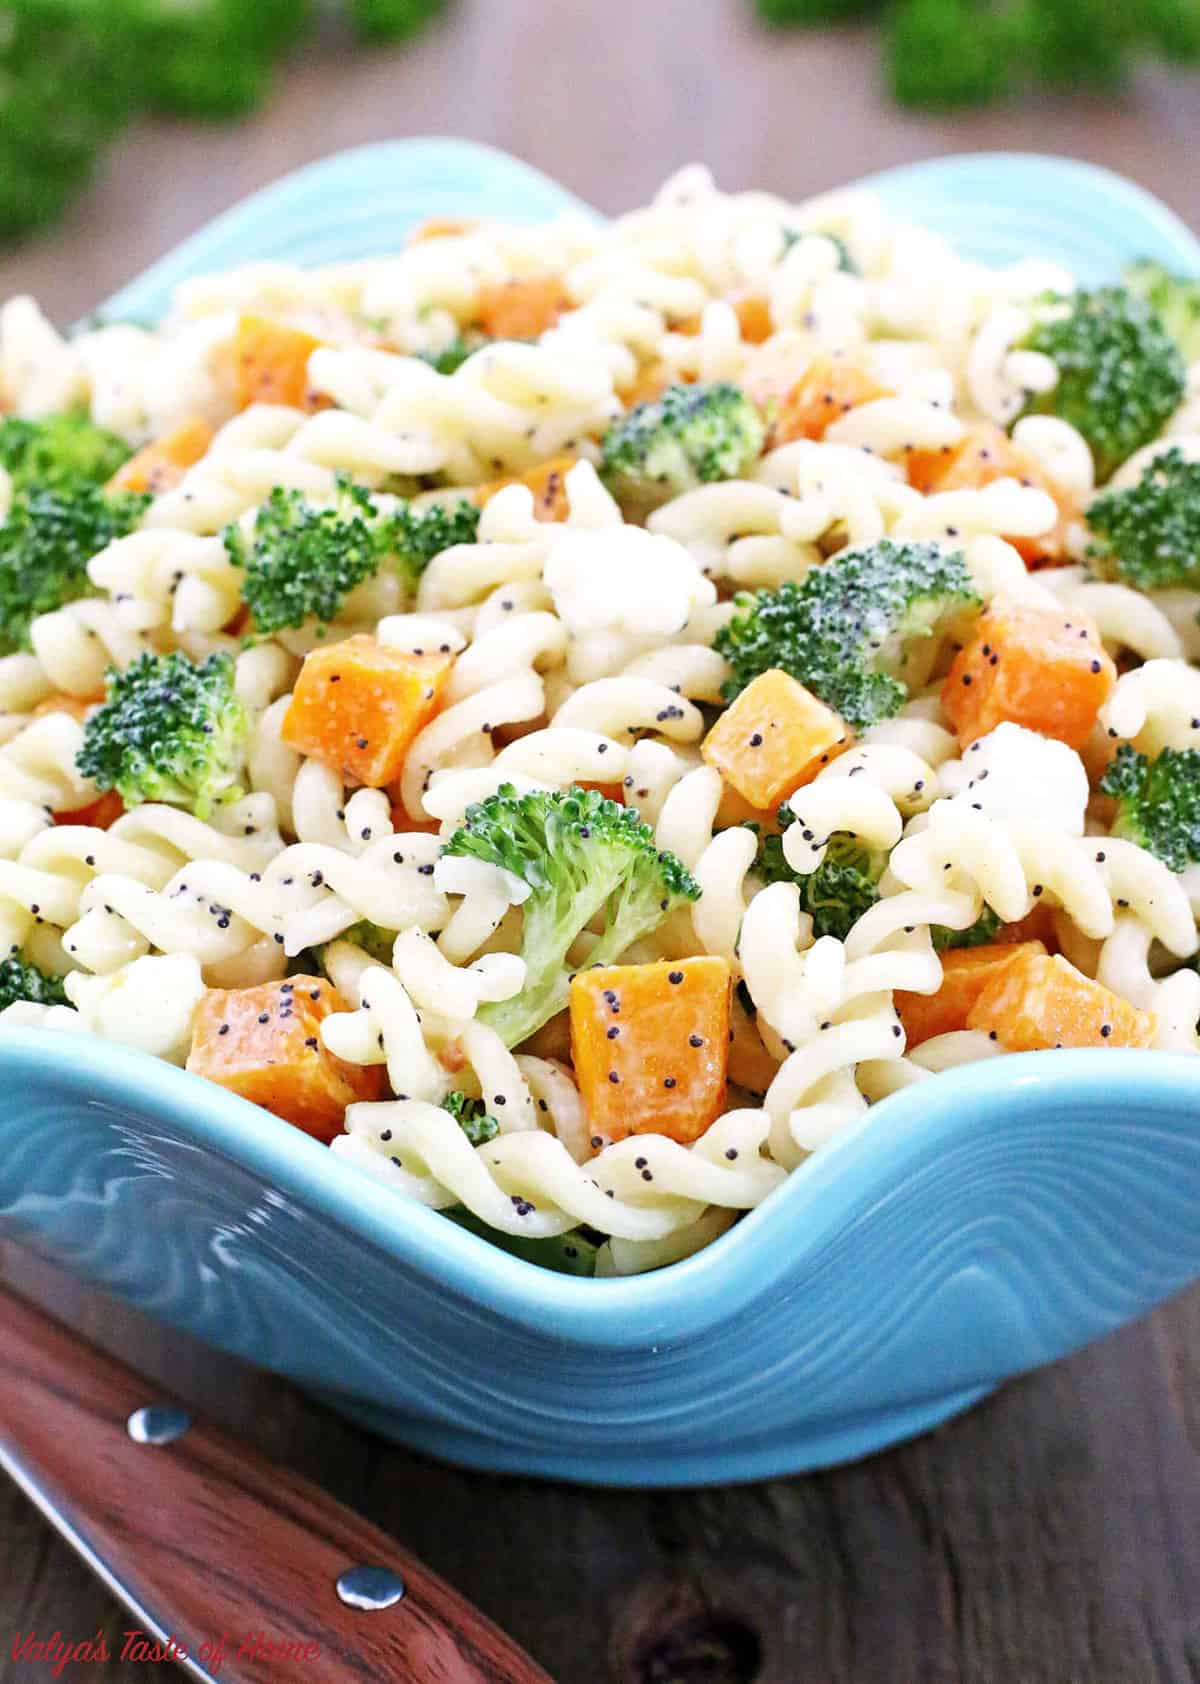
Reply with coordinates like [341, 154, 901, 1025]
[5, 1027, 1198, 1344]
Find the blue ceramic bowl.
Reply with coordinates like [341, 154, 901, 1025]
[4, 142, 1200, 1486]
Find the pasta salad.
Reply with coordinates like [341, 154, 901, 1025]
[0, 165, 1196, 1277]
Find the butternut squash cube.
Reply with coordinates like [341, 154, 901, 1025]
[771, 354, 890, 444]
[702, 669, 851, 811]
[281, 634, 454, 787]
[942, 596, 1115, 751]
[906, 422, 1073, 566]
[108, 417, 213, 495]
[896, 940, 1045, 1049]
[966, 950, 1157, 1051]
[570, 956, 732, 1146]
[223, 315, 325, 411]
[476, 453, 576, 522]
[476, 274, 569, 340]
[187, 976, 385, 1140]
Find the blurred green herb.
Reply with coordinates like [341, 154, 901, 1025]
[0, 0, 452, 240]
[753, 0, 1200, 110]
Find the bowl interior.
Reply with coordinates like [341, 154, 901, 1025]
[16, 138, 1196, 1327]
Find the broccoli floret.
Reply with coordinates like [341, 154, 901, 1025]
[347, 0, 450, 44]
[715, 538, 981, 729]
[0, 413, 131, 495]
[1086, 447, 1200, 592]
[442, 784, 700, 1048]
[1017, 287, 1185, 482]
[0, 954, 69, 1012]
[392, 497, 481, 594]
[225, 475, 394, 638]
[599, 382, 765, 517]
[781, 227, 859, 273]
[76, 650, 248, 818]
[932, 906, 1003, 951]
[0, 2, 138, 238]
[755, 816, 884, 942]
[416, 337, 476, 375]
[440, 1089, 501, 1147]
[756, 0, 883, 20]
[445, 1207, 599, 1275]
[336, 920, 397, 965]
[1124, 260, 1200, 365]
[134, 0, 308, 119]
[887, 0, 1018, 108]
[0, 484, 148, 655]
[758, 810, 1002, 946]
[1101, 745, 1200, 872]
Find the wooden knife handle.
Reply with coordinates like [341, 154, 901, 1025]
[0, 1285, 554, 1684]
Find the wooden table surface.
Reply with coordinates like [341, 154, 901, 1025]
[2, 3, 1199, 1679]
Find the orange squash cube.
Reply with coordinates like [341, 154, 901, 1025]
[677, 290, 774, 345]
[942, 596, 1115, 751]
[771, 354, 890, 445]
[476, 453, 576, 522]
[476, 274, 569, 340]
[896, 940, 1045, 1049]
[728, 290, 774, 345]
[994, 902, 1060, 950]
[108, 417, 213, 495]
[54, 790, 124, 829]
[187, 976, 385, 1140]
[222, 315, 325, 411]
[966, 950, 1156, 1051]
[281, 635, 454, 787]
[702, 669, 851, 811]
[570, 956, 732, 1146]
[617, 361, 674, 408]
[906, 422, 1074, 566]
[29, 692, 103, 724]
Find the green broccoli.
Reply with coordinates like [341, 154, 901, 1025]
[0, 484, 148, 655]
[599, 382, 766, 517]
[0, 953, 69, 1012]
[76, 650, 248, 818]
[753, 0, 1200, 112]
[131, 0, 310, 119]
[0, 0, 139, 238]
[1017, 287, 1185, 482]
[442, 784, 700, 1048]
[1086, 448, 1200, 593]
[715, 538, 981, 729]
[1123, 260, 1200, 365]
[781, 227, 858, 273]
[392, 497, 481, 594]
[415, 337, 477, 375]
[440, 1089, 500, 1148]
[335, 920, 397, 966]
[757, 810, 1003, 946]
[755, 817, 884, 942]
[444, 1207, 599, 1275]
[756, 0, 882, 19]
[932, 906, 1003, 950]
[1100, 745, 1200, 872]
[347, 0, 449, 42]
[887, 0, 1019, 108]
[224, 475, 395, 638]
[0, 413, 131, 495]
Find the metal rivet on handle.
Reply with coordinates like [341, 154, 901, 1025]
[336, 1565, 406, 1611]
[127, 1405, 192, 1446]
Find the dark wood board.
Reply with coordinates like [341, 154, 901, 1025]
[1, 3, 1199, 1679]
